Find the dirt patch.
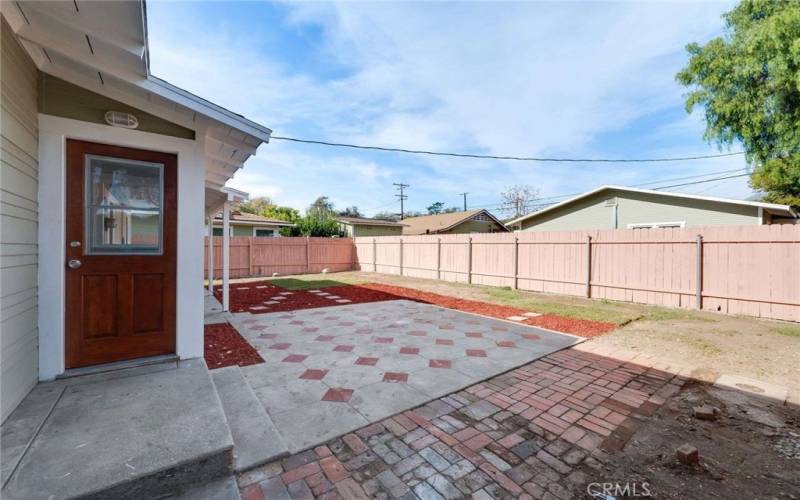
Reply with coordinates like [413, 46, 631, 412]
[572, 381, 800, 499]
[204, 322, 264, 369]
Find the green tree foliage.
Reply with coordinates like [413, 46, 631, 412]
[676, 0, 800, 207]
[337, 206, 363, 217]
[236, 196, 299, 223]
[373, 211, 400, 221]
[263, 205, 300, 223]
[237, 196, 273, 215]
[427, 202, 444, 214]
[307, 196, 335, 220]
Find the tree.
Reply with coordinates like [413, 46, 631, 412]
[500, 185, 539, 218]
[426, 202, 445, 214]
[307, 196, 335, 220]
[237, 196, 274, 215]
[442, 206, 460, 213]
[373, 211, 400, 221]
[676, 0, 800, 207]
[263, 205, 300, 223]
[337, 206, 362, 218]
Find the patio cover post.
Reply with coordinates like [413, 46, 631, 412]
[207, 217, 214, 292]
[222, 201, 231, 312]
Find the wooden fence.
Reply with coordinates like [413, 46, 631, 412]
[354, 225, 800, 322]
[204, 236, 356, 278]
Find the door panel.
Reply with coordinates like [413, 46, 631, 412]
[65, 140, 177, 368]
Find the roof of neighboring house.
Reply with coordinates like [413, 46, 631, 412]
[213, 211, 294, 226]
[401, 209, 509, 235]
[336, 217, 406, 227]
[507, 185, 799, 226]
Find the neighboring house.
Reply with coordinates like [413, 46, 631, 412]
[401, 209, 510, 235]
[507, 185, 799, 232]
[209, 211, 294, 237]
[0, 4, 272, 421]
[337, 216, 405, 237]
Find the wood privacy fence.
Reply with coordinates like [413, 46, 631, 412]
[204, 237, 356, 278]
[354, 225, 800, 322]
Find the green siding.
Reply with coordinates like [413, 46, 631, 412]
[353, 225, 403, 237]
[520, 190, 761, 231]
[38, 75, 195, 140]
[443, 219, 506, 234]
[232, 225, 253, 237]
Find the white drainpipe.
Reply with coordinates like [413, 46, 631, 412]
[222, 201, 231, 312]
[207, 216, 215, 293]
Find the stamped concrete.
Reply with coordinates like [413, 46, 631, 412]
[1, 359, 234, 500]
[229, 300, 579, 455]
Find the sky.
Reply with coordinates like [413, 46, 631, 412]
[146, 1, 749, 218]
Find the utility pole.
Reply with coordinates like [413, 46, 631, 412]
[459, 192, 469, 211]
[394, 183, 409, 220]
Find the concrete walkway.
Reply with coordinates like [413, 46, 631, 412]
[229, 300, 579, 454]
[238, 343, 687, 499]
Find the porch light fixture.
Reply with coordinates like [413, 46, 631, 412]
[104, 111, 139, 129]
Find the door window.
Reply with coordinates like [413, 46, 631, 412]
[85, 155, 164, 254]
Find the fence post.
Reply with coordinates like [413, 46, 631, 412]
[436, 238, 442, 281]
[306, 236, 311, 274]
[695, 234, 703, 310]
[373, 238, 377, 272]
[585, 235, 592, 298]
[399, 238, 404, 276]
[467, 237, 473, 284]
[248, 237, 254, 276]
[512, 236, 519, 290]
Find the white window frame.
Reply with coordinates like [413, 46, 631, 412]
[627, 221, 686, 229]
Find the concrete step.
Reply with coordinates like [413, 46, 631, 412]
[166, 474, 241, 500]
[1, 359, 234, 500]
[211, 365, 289, 472]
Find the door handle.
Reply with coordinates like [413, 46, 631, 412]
[67, 259, 82, 269]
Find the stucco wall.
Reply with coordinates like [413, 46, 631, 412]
[1, 18, 39, 422]
[520, 190, 761, 231]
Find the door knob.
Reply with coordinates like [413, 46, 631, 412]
[67, 259, 82, 269]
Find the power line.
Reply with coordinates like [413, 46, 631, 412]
[271, 136, 745, 163]
[466, 168, 749, 210]
[652, 173, 750, 190]
[459, 192, 469, 211]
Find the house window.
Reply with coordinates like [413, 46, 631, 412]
[255, 228, 275, 237]
[212, 227, 223, 236]
[627, 221, 686, 229]
[85, 155, 163, 254]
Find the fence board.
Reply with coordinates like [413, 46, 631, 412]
[356, 225, 800, 322]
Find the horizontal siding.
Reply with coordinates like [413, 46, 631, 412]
[522, 190, 762, 231]
[1, 18, 39, 423]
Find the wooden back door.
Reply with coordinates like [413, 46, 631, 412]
[65, 140, 177, 368]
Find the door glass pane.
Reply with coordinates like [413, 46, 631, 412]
[86, 155, 163, 254]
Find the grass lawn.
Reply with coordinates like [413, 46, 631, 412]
[268, 275, 366, 290]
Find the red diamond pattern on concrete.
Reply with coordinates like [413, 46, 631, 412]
[465, 332, 483, 338]
[299, 369, 328, 380]
[257, 333, 277, 340]
[436, 339, 454, 346]
[282, 354, 308, 363]
[383, 372, 409, 383]
[322, 388, 354, 403]
[496, 340, 516, 348]
[303, 327, 319, 333]
[408, 331, 427, 337]
[355, 357, 379, 366]
[374, 337, 394, 344]
[269, 343, 291, 350]
[429, 359, 452, 369]
[466, 349, 487, 357]
[399, 347, 420, 355]
[241, 344, 686, 500]
[522, 333, 540, 340]
[315, 335, 334, 342]
[333, 344, 354, 352]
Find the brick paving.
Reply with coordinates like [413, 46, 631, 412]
[238, 343, 686, 499]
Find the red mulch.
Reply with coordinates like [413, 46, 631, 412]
[204, 322, 264, 369]
[212, 279, 615, 338]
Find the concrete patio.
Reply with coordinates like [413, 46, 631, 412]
[229, 300, 580, 454]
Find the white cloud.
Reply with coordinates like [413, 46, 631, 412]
[147, 1, 748, 215]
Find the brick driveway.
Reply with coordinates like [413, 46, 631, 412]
[238, 343, 685, 499]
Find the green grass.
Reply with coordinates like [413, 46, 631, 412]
[480, 287, 639, 324]
[268, 276, 365, 290]
[773, 324, 800, 338]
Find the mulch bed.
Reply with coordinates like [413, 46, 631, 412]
[212, 279, 615, 338]
[204, 322, 264, 369]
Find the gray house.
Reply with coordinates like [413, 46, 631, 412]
[507, 185, 798, 232]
